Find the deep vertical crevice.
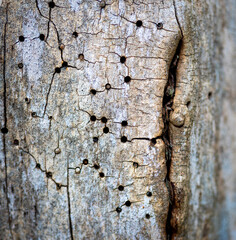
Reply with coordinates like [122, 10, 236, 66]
[2, 4, 13, 238]
[67, 161, 74, 240]
[163, 39, 182, 240]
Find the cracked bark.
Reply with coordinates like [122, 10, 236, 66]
[1, 3, 13, 238]
[0, 0, 236, 240]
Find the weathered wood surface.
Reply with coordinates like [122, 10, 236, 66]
[0, 0, 235, 240]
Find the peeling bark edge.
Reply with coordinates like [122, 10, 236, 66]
[164, 40, 183, 240]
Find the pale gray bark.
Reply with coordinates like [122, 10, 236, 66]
[0, 0, 235, 240]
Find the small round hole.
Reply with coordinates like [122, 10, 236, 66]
[103, 127, 109, 134]
[39, 34, 45, 41]
[90, 115, 97, 121]
[78, 54, 84, 61]
[187, 101, 191, 108]
[48, 116, 53, 120]
[90, 89, 97, 95]
[100, 0, 106, 8]
[133, 162, 139, 168]
[55, 67, 61, 73]
[94, 164, 100, 170]
[101, 117, 107, 123]
[125, 200, 131, 207]
[136, 20, 143, 27]
[72, 31, 78, 38]
[145, 213, 150, 219]
[156, 22, 163, 29]
[146, 191, 152, 197]
[25, 98, 30, 104]
[36, 163, 41, 169]
[62, 61, 68, 67]
[121, 121, 128, 126]
[18, 63, 23, 69]
[19, 36, 25, 42]
[31, 112, 37, 117]
[93, 137, 98, 143]
[121, 136, 127, 143]
[99, 172, 105, 178]
[116, 207, 122, 213]
[118, 185, 124, 191]
[151, 138, 156, 145]
[120, 56, 126, 64]
[208, 92, 212, 99]
[46, 172, 52, 178]
[124, 76, 131, 83]
[105, 83, 111, 90]
[13, 139, 19, 145]
[83, 159, 88, 165]
[48, 1, 55, 8]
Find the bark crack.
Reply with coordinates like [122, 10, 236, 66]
[2, 3, 13, 238]
[173, 0, 183, 38]
[43, 72, 55, 116]
[67, 160, 74, 240]
[163, 39, 182, 240]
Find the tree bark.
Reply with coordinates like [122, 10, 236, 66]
[0, 0, 235, 239]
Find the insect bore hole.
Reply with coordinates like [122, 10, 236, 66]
[105, 83, 111, 90]
[136, 20, 143, 27]
[101, 117, 107, 123]
[78, 54, 84, 61]
[121, 121, 128, 126]
[19, 36, 25, 42]
[121, 136, 127, 143]
[156, 22, 163, 29]
[90, 89, 97, 95]
[99, 172, 105, 178]
[133, 162, 139, 168]
[48, 1, 55, 8]
[120, 56, 126, 64]
[125, 200, 131, 207]
[103, 127, 109, 134]
[39, 34, 45, 41]
[83, 159, 88, 165]
[124, 76, 131, 83]
[94, 164, 100, 170]
[118, 185, 124, 191]
[72, 31, 78, 38]
[90, 115, 97, 122]
[116, 207, 122, 213]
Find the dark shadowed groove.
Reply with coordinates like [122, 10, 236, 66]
[163, 39, 182, 240]
[67, 160, 74, 240]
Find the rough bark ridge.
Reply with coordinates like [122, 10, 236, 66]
[0, 0, 236, 240]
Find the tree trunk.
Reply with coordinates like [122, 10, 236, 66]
[0, 0, 235, 239]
